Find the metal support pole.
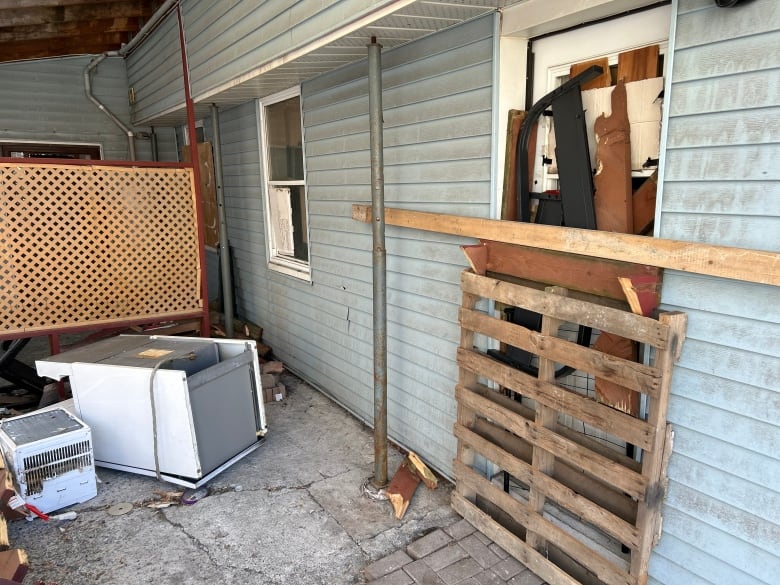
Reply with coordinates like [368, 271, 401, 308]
[368, 38, 388, 488]
[178, 5, 210, 338]
[210, 104, 235, 338]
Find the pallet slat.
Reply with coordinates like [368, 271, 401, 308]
[456, 384, 648, 499]
[459, 307, 661, 396]
[457, 348, 656, 451]
[461, 271, 668, 348]
[455, 462, 634, 585]
[455, 423, 640, 548]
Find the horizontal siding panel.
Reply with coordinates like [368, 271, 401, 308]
[659, 181, 780, 215]
[652, 533, 764, 585]
[663, 487, 779, 578]
[667, 106, 780, 148]
[663, 143, 780, 181]
[670, 367, 779, 426]
[668, 453, 780, 526]
[672, 30, 780, 82]
[676, 337, 779, 392]
[667, 306, 780, 356]
[126, 10, 183, 124]
[188, 0, 391, 98]
[675, 0, 778, 50]
[669, 69, 780, 116]
[0, 55, 141, 160]
[671, 426, 778, 491]
[285, 14, 495, 477]
[657, 213, 780, 250]
[648, 556, 713, 585]
[669, 394, 778, 455]
[660, 273, 780, 321]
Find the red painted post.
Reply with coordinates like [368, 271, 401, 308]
[177, 5, 210, 338]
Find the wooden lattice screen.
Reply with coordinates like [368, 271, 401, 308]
[0, 162, 203, 338]
[453, 269, 687, 585]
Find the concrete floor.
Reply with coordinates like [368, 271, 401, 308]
[7, 372, 459, 584]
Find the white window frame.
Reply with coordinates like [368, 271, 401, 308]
[257, 86, 311, 281]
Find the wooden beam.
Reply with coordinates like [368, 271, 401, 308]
[352, 205, 780, 286]
[0, 17, 142, 42]
[462, 240, 662, 304]
[460, 271, 669, 349]
[0, 2, 152, 27]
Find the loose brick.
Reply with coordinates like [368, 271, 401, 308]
[372, 569, 414, 585]
[438, 557, 482, 585]
[444, 519, 476, 540]
[491, 557, 525, 581]
[458, 534, 501, 569]
[423, 543, 469, 572]
[403, 559, 445, 585]
[507, 570, 544, 585]
[261, 361, 284, 374]
[407, 529, 452, 560]
[364, 550, 414, 581]
[260, 373, 279, 389]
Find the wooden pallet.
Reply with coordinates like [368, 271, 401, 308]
[453, 269, 686, 585]
[0, 162, 202, 338]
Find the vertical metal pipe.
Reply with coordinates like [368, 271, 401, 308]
[150, 126, 159, 162]
[177, 5, 210, 338]
[368, 38, 388, 488]
[210, 104, 235, 338]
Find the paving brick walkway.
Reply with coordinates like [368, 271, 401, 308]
[363, 519, 547, 585]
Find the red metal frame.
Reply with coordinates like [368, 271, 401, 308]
[0, 158, 189, 168]
[0, 10, 212, 364]
[178, 4, 210, 340]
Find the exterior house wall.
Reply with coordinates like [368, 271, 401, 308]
[649, 1, 780, 584]
[218, 14, 496, 474]
[126, 0, 400, 125]
[0, 55, 171, 161]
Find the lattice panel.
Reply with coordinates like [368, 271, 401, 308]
[1, 163, 202, 336]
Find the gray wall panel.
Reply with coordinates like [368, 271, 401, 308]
[651, 0, 780, 583]
[126, 9, 184, 125]
[0, 55, 172, 161]
[215, 14, 495, 477]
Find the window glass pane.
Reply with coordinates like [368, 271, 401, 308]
[265, 96, 303, 181]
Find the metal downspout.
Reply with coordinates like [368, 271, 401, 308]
[368, 38, 388, 488]
[210, 104, 235, 338]
[84, 53, 136, 160]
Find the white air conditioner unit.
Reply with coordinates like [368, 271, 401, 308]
[0, 408, 97, 514]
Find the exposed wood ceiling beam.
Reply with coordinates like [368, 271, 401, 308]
[0, 1, 160, 62]
[0, 2, 151, 28]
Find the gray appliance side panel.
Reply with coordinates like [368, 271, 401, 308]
[187, 363, 259, 475]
